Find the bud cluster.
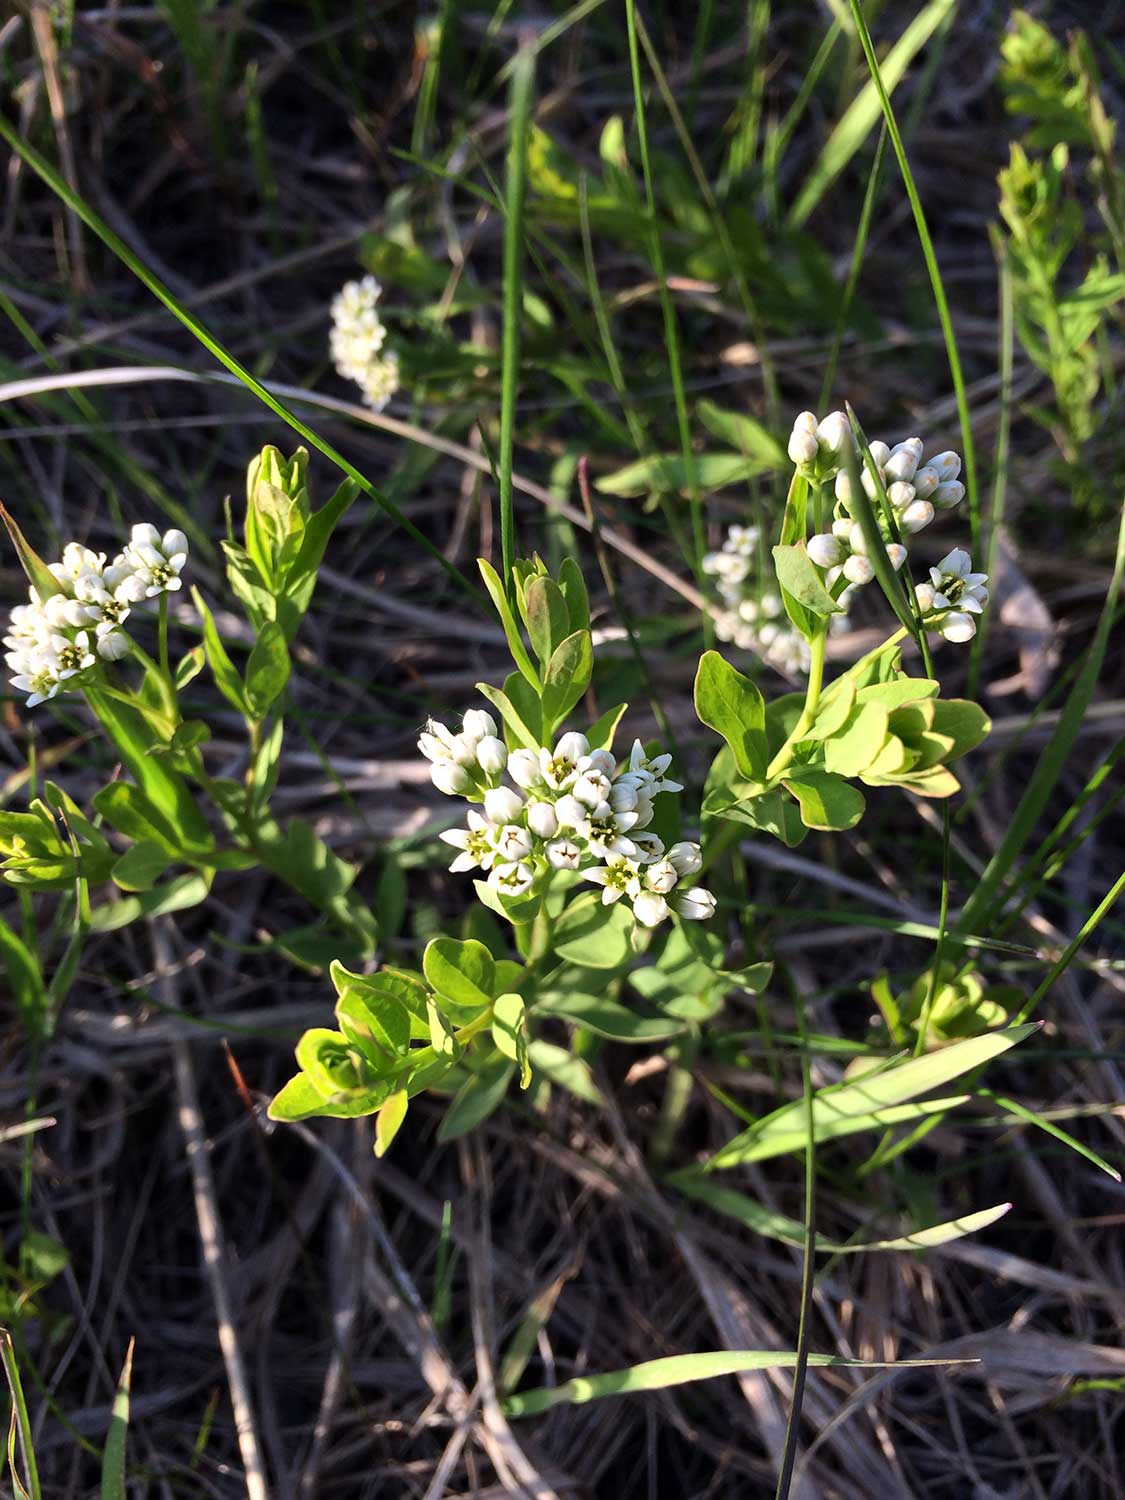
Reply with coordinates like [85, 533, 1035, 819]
[703, 523, 848, 676]
[786, 410, 853, 483]
[329, 275, 401, 412]
[420, 714, 716, 928]
[4, 525, 188, 707]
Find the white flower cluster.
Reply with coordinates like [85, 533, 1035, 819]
[4, 526, 188, 707]
[915, 548, 990, 643]
[329, 275, 400, 412]
[703, 523, 847, 676]
[420, 712, 717, 928]
[786, 410, 852, 481]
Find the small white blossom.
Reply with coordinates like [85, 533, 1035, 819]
[483, 786, 524, 824]
[631, 832, 666, 863]
[475, 736, 508, 775]
[900, 499, 935, 535]
[97, 629, 131, 661]
[668, 841, 702, 877]
[488, 861, 535, 898]
[495, 824, 534, 862]
[633, 890, 671, 927]
[546, 837, 582, 870]
[526, 800, 558, 839]
[506, 749, 543, 789]
[672, 887, 717, 921]
[584, 855, 641, 905]
[440, 811, 496, 873]
[330, 276, 400, 411]
[462, 709, 498, 742]
[124, 525, 189, 597]
[432, 761, 471, 796]
[644, 859, 679, 895]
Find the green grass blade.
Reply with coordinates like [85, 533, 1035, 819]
[503, 1349, 975, 1418]
[789, 0, 956, 229]
[100, 1339, 134, 1500]
[1013, 869, 1125, 1026]
[843, 0, 979, 551]
[957, 497, 1125, 936]
[1, 1332, 42, 1500]
[705, 1024, 1039, 1169]
[982, 1092, 1121, 1181]
[0, 112, 476, 603]
[498, 40, 535, 601]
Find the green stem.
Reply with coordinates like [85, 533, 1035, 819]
[158, 591, 171, 686]
[765, 626, 827, 780]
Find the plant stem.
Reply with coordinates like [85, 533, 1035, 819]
[158, 591, 171, 684]
[765, 625, 827, 780]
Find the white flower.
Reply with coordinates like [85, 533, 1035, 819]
[50, 631, 95, 679]
[440, 812, 496, 872]
[495, 824, 534, 862]
[573, 769, 612, 808]
[631, 832, 666, 863]
[546, 837, 582, 870]
[667, 841, 702, 877]
[726, 525, 759, 555]
[632, 890, 671, 927]
[540, 733, 587, 790]
[918, 551, 989, 642]
[807, 533, 843, 569]
[644, 859, 679, 894]
[579, 803, 639, 859]
[507, 749, 543, 789]
[359, 352, 399, 413]
[431, 761, 471, 796]
[584, 855, 641, 904]
[488, 861, 535, 898]
[462, 709, 498, 742]
[10, 659, 61, 707]
[475, 736, 508, 775]
[483, 786, 524, 824]
[578, 748, 617, 778]
[526, 800, 558, 839]
[123, 525, 189, 597]
[97, 629, 131, 661]
[672, 887, 717, 921]
[330, 277, 399, 409]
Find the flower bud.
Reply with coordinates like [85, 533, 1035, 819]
[929, 451, 961, 483]
[885, 439, 923, 483]
[816, 411, 851, 452]
[932, 480, 965, 510]
[847, 523, 868, 557]
[431, 761, 471, 795]
[546, 838, 581, 870]
[787, 428, 819, 466]
[912, 466, 939, 500]
[792, 410, 818, 436]
[97, 629, 131, 661]
[868, 440, 891, 468]
[462, 708, 498, 742]
[632, 891, 671, 927]
[644, 859, 679, 894]
[831, 516, 853, 542]
[834, 471, 853, 503]
[886, 543, 908, 572]
[449, 734, 479, 767]
[807, 533, 843, 569]
[553, 794, 586, 828]
[475, 736, 508, 774]
[581, 749, 617, 778]
[483, 786, 524, 824]
[632, 832, 666, 863]
[668, 841, 703, 877]
[914, 582, 937, 612]
[887, 481, 915, 511]
[940, 611, 977, 643]
[496, 824, 533, 862]
[899, 499, 934, 535]
[573, 771, 611, 808]
[843, 554, 875, 586]
[507, 749, 542, 789]
[673, 887, 717, 921]
[526, 800, 559, 839]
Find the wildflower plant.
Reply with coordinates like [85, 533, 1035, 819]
[0, 450, 378, 960]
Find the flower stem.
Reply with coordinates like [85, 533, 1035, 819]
[766, 624, 827, 780]
[158, 592, 171, 684]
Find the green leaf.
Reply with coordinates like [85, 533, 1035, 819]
[557, 556, 590, 633]
[437, 1057, 514, 1141]
[475, 682, 540, 751]
[193, 588, 250, 714]
[94, 782, 185, 855]
[334, 982, 411, 1063]
[928, 699, 991, 759]
[479, 557, 540, 690]
[711, 786, 808, 847]
[427, 999, 458, 1056]
[781, 768, 866, 831]
[244, 621, 290, 716]
[822, 702, 890, 777]
[269, 1073, 341, 1121]
[672, 1173, 1012, 1253]
[423, 937, 496, 1012]
[0, 918, 47, 1040]
[535, 990, 687, 1042]
[696, 401, 786, 463]
[586, 701, 628, 752]
[374, 1091, 409, 1157]
[100, 1338, 134, 1500]
[503, 1348, 966, 1417]
[492, 991, 532, 1087]
[709, 1024, 1040, 1167]
[771, 545, 842, 618]
[595, 452, 771, 497]
[694, 652, 768, 781]
[803, 679, 856, 741]
[527, 1039, 603, 1103]
[111, 840, 173, 892]
[541, 629, 593, 733]
[552, 896, 634, 969]
[0, 500, 62, 598]
[523, 576, 570, 668]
